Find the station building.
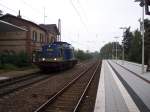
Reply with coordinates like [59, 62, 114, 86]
[0, 13, 59, 61]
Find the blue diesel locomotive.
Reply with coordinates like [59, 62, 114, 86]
[34, 41, 77, 71]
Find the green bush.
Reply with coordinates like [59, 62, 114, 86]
[75, 50, 93, 61]
[15, 52, 30, 67]
[0, 51, 30, 68]
[0, 64, 17, 70]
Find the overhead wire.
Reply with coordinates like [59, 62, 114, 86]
[0, 1, 43, 23]
[19, 0, 45, 23]
[19, 0, 43, 16]
[68, 0, 100, 50]
[75, 0, 88, 21]
[69, 0, 88, 32]
[0, 2, 17, 14]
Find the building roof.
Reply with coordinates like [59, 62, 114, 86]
[0, 14, 46, 32]
[0, 20, 27, 32]
[39, 24, 60, 35]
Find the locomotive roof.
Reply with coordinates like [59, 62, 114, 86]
[44, 41, 73, 48]
[52, 41, 70, 45]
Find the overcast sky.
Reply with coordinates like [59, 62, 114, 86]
[0, 0, 149, 52]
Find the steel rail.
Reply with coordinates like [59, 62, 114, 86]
[0, 71, 40, 85]
[34, 61, 99, 112]
[0, 74, 50, 97]
[73, 60, 100, 112]
[0, 72, 41, 88]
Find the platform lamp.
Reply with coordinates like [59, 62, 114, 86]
[120, 27, 128, 64]
[113, 37, 119, 60]
[135, 0, 146, 73]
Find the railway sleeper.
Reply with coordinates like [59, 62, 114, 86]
[46, 105, 73, 112]
[57, 96, 79, 101]
[51, 101, 75, 107]
[60, 93, 81, 98]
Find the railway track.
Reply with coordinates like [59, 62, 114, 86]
[0, 61, 94, 97]
[34, 60, 101, 112]
[0, 72, 50, 97]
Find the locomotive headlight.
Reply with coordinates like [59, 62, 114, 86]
[42, 58, 46, 61]
[54, 58, 57, 61]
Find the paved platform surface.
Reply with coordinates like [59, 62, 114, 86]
[94, 60, 150, 112]
[114, 60, 150, 81]
[0, 68, 39, 81]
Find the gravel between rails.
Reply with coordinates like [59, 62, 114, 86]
[77, 61, 102, 112]
[0, 61, 94, 112]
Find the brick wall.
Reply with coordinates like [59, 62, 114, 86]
[0, 31, 26, 53]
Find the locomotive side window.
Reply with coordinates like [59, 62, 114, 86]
[60, 48, 63, 57]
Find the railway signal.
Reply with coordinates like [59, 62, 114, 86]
[135, 0, 150, 15]
[145, 0, 150, 15]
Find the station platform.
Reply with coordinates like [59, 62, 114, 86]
[94, 60, 150, 112]
[114, 60, 150, 81]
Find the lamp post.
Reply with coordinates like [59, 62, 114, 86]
[135, 0, 145, 73]
[120, 27, 128, 64]
[114, 37, 119, 60]
[112, 42, 114, 59]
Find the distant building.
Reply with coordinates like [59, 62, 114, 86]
[0, 13, 59, 61]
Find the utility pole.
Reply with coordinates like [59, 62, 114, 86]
[44, 7, 47, 24]
[120, 27, 128, 64]
[135, 0, 145, 73]
[58, 19, 61, 41]
[114, 37, 119, 60]
[142, 7, 145, 73]
[112, 42, 115, 59]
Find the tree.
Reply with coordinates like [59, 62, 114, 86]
[74, 49, 93, 61]
[128, 30, 142, 63]
[123, 27, 133, 60]
[144, 19, 150, 65]
[0, 10, 3, 15]
[100, 42, 122, 59]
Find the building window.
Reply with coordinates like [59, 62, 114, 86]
[43, 37, 44, 43]
[32, 31, 37, 42]
[51, 36, 55, 43]
[40, 33, 45, 43]
[40, 33, 42, 42]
